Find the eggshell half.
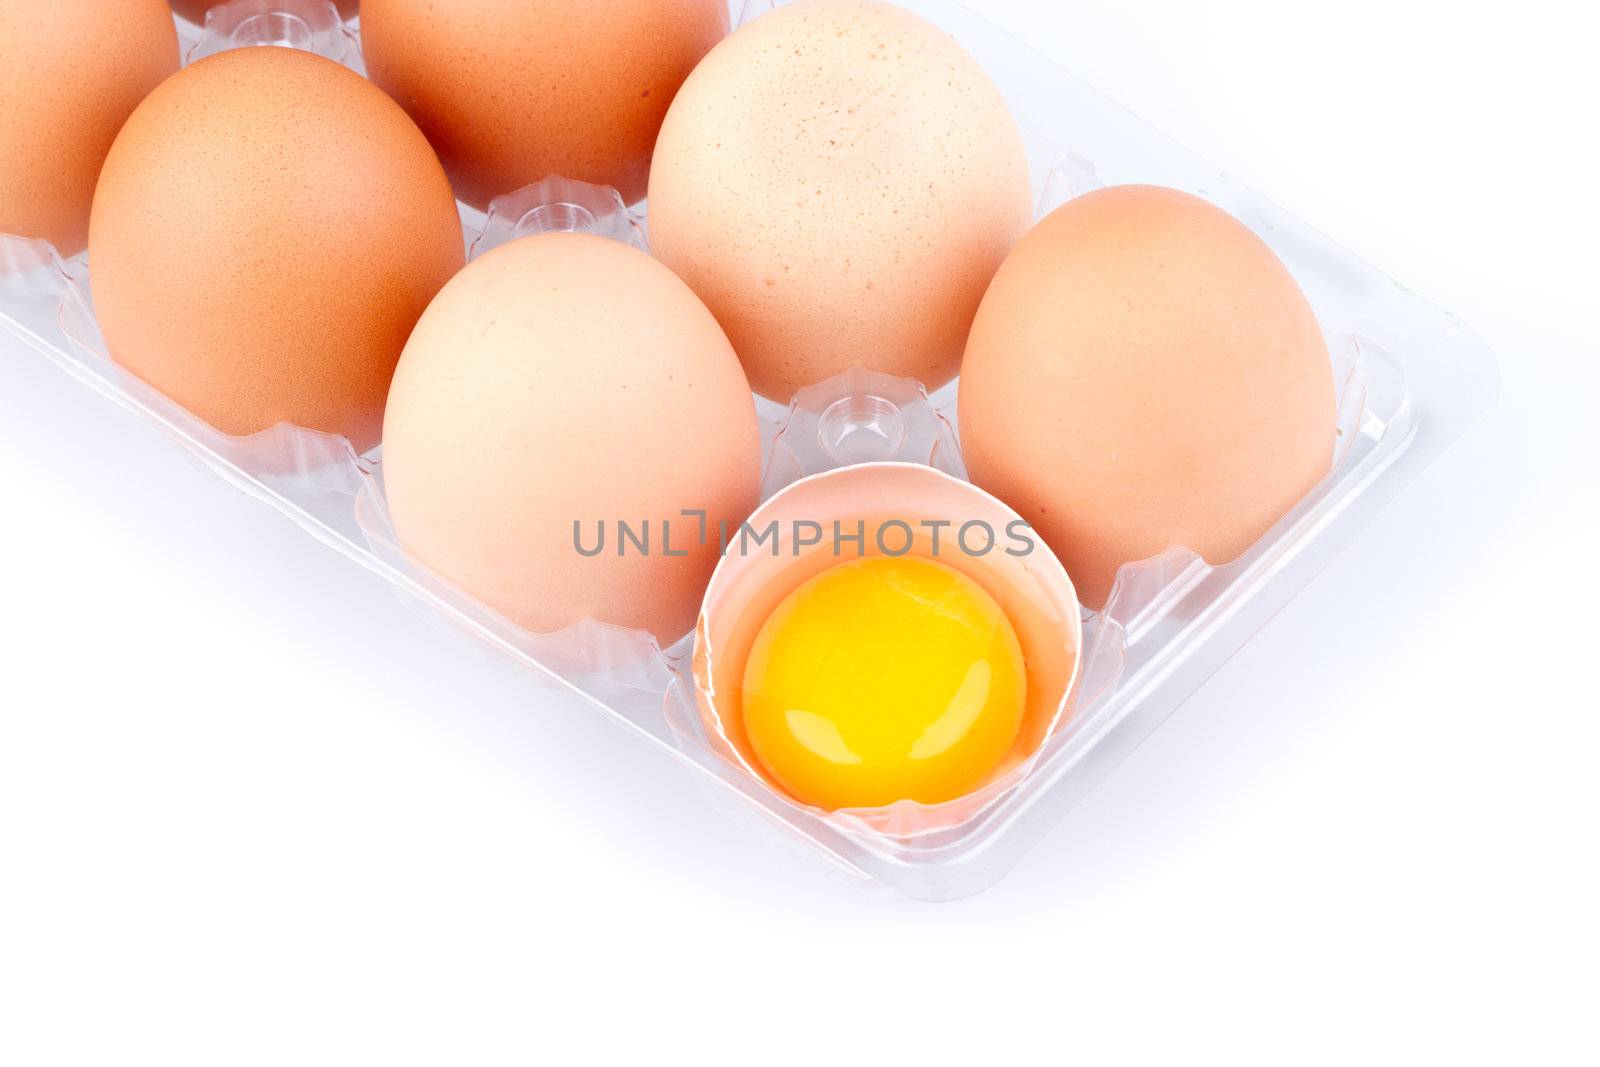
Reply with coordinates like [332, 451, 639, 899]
[691, 462, 1082, 832]
[958, 185, 1338, 609]
[648, 0, 1032, 402]
[360, 0, 729, 207]
[88, 46, 464, 452]
[381, 232, 763, 646]
[0, 0, 178, 256]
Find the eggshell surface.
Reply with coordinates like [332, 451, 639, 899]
[648, 0, 1032, 402]
[959, 185, 1338, 610]
[88, 46, 464, 452]
[382, 233, 763, 646]
[359, 0, 729, 207]
[170, 0, 358, 20]
[0, 0, 178, 256]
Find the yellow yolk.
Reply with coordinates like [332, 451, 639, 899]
[740, 555, 1027, 811]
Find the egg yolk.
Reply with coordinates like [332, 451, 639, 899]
[741, 555, 1027, 811]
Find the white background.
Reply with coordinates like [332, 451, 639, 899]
[3, 1, 1597, 1062]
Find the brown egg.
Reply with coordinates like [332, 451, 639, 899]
[0, 0, 178, 256]
[170, 0, 359, 22]
[382, 233, 762, 645]
[359, 0, 728, 208]
[648, 0, 1031, 402]
[88, 46, 464, 452]
[959, 185, 1338, 610]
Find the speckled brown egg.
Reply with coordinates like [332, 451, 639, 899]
[359, 0, 729, 208]
[0, 0, 178, 256]
[169, 0, 359, 22]
[959, 185, 1338, 610]
[648, 0, 1032, 402]
[88, 46, 464, 452]
[382, 232, 762, 646]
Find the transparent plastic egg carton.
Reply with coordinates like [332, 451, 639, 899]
[0, 0, 1499, 900]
